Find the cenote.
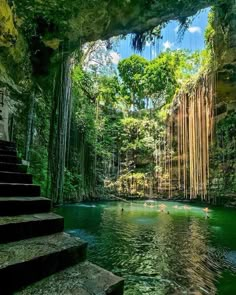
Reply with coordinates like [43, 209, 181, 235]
[0, 0, 236, 293]
[57, 201, 236, 295]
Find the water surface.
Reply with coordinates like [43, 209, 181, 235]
[56, 201, 236, 294]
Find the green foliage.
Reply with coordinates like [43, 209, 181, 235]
[216, 111, 236, 151]
[143, 53, 177, 105]
[59, 49, 205, 199]
[28, 147, 49, 195]
[118, 55, 148, 109]
[97, 75, 120, 106]
[117, 50, 201, 111]
[63, 169, 82, 201]
[15, 0, 78, 37]
[210, 111, 236, 193]
[205, 10, 216, 50]
[12, 89, 52, 196]
[11, 36, 212, 201]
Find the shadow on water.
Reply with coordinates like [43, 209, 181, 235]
[56, 201, 236, 295]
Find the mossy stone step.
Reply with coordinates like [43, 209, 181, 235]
[0, 233, 87, 293]
[0, 162, 27, 173]
[0, 140, 124, 294]
[0, 197, 51, 216]
[0, 212, 64, 243]
[0, 171, 33, 184]
[0, 183, 40, 197]
[0, 149, 17, 156]
[17, 261, 124, 295]
[0, 140, 16, 148]
[0, 155, 21, 163]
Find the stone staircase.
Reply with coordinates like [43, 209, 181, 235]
[0, 140, 124, 294]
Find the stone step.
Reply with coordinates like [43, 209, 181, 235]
[0, 233, 87, 293]
[0, 144, 16, 150]
[0, 183, 40, 197]
[0, 148, 17, 156]
[0, 197, 51, 216]
[0, 162, 27, 173]
[0, 212, 64, 243]
[0, 140, 16, 148]
[0, 155, 21, 163]
[17, 261, 124, 295]
[0, 171, 32, 184]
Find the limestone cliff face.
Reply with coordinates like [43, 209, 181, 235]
[214, 0, 236, 108]
[0, 0, 28, 91]
[1, 0, 219, 84]
[159, 2, 236, 203]
[13, 0, 216, 43]
[200, 1, 236, 203]
[0, 0, 17, 47]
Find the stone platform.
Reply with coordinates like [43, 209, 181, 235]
[0, 140, 124, 294]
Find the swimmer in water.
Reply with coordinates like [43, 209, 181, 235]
[173, 205, 179, 209]
[203, 207, 210, 218]
[158, 204, 167, 212]
[144, 202, 147, 207]
[183, 205, 191, 210]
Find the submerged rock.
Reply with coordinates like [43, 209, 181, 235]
[224, 251, 236, 269]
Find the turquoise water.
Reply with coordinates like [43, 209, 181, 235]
[56, 201, 236, 294]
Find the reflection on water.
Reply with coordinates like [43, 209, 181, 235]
[57, 201, 236, 295]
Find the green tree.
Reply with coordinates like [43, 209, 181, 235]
[118, 55, 149, 110]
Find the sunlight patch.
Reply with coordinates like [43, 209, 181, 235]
[174, 25, 179, 33]
[110, 51, 121, 65]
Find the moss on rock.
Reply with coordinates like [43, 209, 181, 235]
[0, 0, 18, 47]
[0, 0, 226, 90]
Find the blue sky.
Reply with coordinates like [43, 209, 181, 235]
[112, 8, 210, 63]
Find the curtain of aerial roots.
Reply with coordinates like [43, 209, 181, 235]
[172, 76, 214, 200]
[49, 53, 73, 204]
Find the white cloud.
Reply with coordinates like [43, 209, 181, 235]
[151, 49, 157, 58]
[163, 40, 174, 51]
[174, 26, 179, 33]
[188, 26, 201, 34]
[110, 51, 120, 65]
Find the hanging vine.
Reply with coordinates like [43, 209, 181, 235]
[166, 75, 215, 200]
[48, 46, 73, 204]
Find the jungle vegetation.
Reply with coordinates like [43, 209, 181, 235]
[10, 43, 206, 204]
[8, 4, 236, 205]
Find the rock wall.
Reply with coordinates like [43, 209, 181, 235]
[214, 0, 236, 107]
[0, 88, 9, 140]
[209, 0, 236, 205]
[0, 0, 219, 85]
[159, 2, 236, 204]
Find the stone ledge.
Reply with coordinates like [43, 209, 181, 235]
[0, 232, 86, 267]
[0, 233, 88, 293]
[0, 197, 51, 216]
[0, 212, 64, 242]
[17, 261, 124, 295]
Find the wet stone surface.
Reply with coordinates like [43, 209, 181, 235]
[0, 233, 84, 267]
[17, 261, 124, 295]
